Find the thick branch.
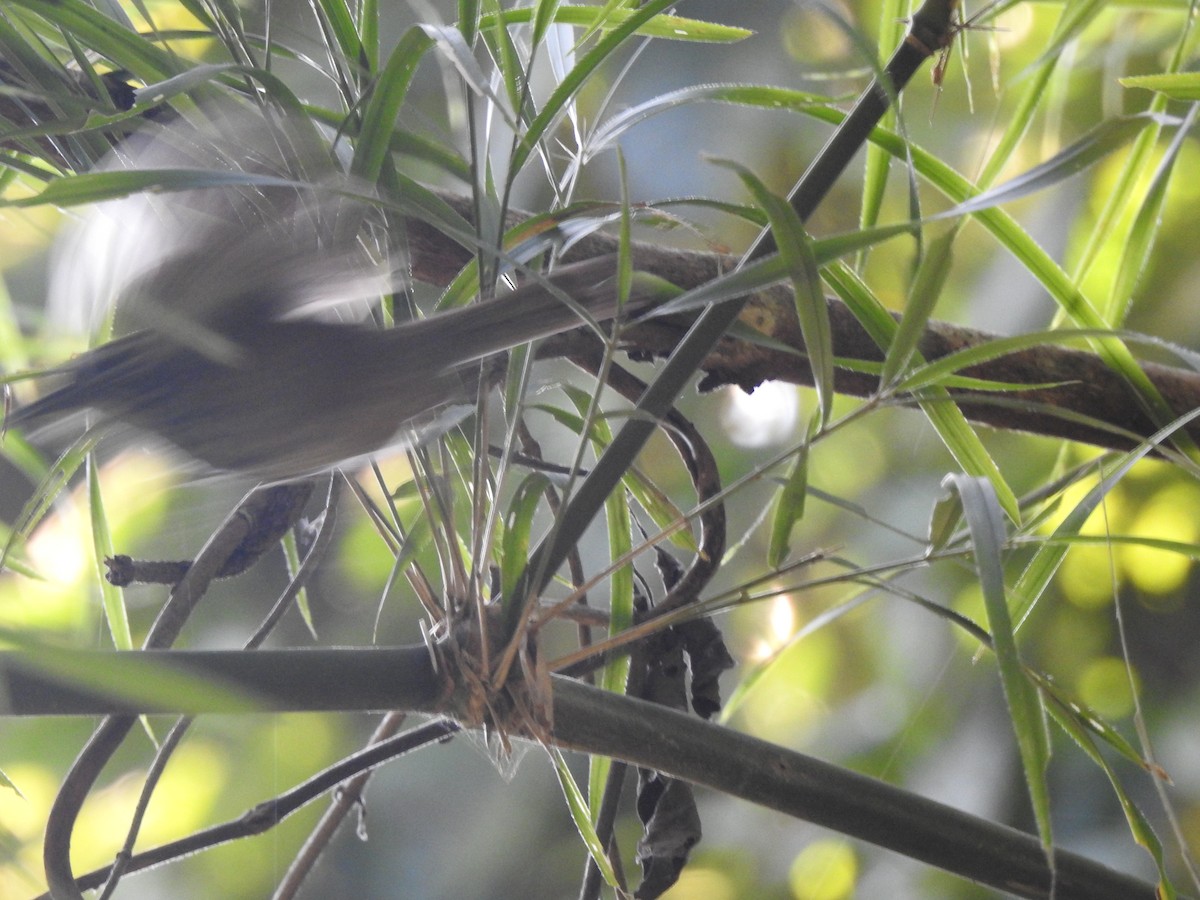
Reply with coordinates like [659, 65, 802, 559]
[411, 192, 1200, 452]
[0, 650, 1168, 900]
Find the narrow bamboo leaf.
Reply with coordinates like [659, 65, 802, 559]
[945, 474, 1053, 857]
[1109, 105, 1197, 326]
[0, 634, 264, 712]
[306, 105, 470, 181]
[1036, 673, 1157, 773]
[531, 0, 563, 45]
[921, 398, 1020, 524]
[6, 168, 305, 208]
[0, 433, 96, 575]
[831, 353, 1070, 392]
[530, 403, 695, 553]
[478, 5, 752, 43]
[792, 104, 1194, 459]
[510, 0, 688, 177]
[927, 490, 963, 552]
[483, 1, 522, 114]
[858, 0, 906, 268]
[895, 327, 1131, 393]
[587, 84, 830, 157]
[1010, 407, 1200, 630]
[361, 0, 379, 71]
[882, 227, 955, 386]
[552, 748, 620, 887]
[351, 27, 435, 183]
[617, 150, 633, 305]
[823, 262, 1020, 524]
[768, 445, 809, 569]
[1035, 532, 1200, 562]
[86, 457, 132, 652]
[650, 221, 915, 320]
[8, 0, 179, 82]
[1121, 72, 1200, 101]
[281, 529, 317, 639]
[501, 474, 549, 600]
[819, 257, 900, 348]
[1040, 686, 1177, 898]
[715, 157, 833, 424]
[563, 385, 633, 698]
[0, 769, 21, 796]
[458, 0, 481, 46]
[0, 430, 50, 489]
[316, 0, 366, 64]
[504, 343, 532, 424]
[946, 114, 1167, 218]
[1019, 0, 1107, 77]
[1075, 3, 1196, 285]
[421, 24, 517, 130]
[134, 62, 240, 102]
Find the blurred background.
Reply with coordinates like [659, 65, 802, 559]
[2, 1, 1199, 898]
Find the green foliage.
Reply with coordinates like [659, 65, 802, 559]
[2, 1, 1200, 898]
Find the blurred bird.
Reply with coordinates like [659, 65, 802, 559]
[7, 106, 660, 479]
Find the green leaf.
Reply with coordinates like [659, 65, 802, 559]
[793, 103, 1197, 461]
[8, 0, 180, 82]
[714, 157, 833, 424]
[501, 474, 550, 600]
[351, 27, 436, 184]
[0, 433, 96, 576]
[823, 262, 1021, 525]
[1010, 406, 1200, 631]
[1108, 105, 1197, 326]
[946, 114, 1169, 219]
[562, 385, 633, 671]
[509, 0, 692, 177]
[5, 168, 307, 208]
[767, 445, 809, 569]
[1121, 72, 1200, 101]
[882, 227, 955, 387]
[421, 24, 517, 130]
[530, 404, 695, 554]
[0, 632, 264, 713]
[86, 456, 131, 651]
[587, 84, 830, 157]
[927, 490, 963, 552]
[649, 221, 916, 320]
[552, 747, 620, 888]
[944, 474, 1053, 857]
[1039, 681, 1178, 898]
[478, 5, 752, 43]
[531, 0, 563, 46]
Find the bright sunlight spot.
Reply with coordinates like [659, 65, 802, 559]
[662, 865, 738, 900]
[769, 595, 797, 645]
[788, 840, 857, 900]
[735, 630, 836, 744]
[1058, 542, 1117, 611]
[0, 765, 56, 894]
[720, 382, 799, 448]
[993, 3, 1035, 51]
[746, 596, 799, 663]
[0, 450, 170, 634]
[1076, 657, 1138, 721]
[0, 490, 92, 632]
[1119, 488, 1200, 595]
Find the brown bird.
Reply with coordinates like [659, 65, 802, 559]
[9, 254, 656, 479]
[8, 106, 664, 479]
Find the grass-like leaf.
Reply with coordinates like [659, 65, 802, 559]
[823, 261, 1021, 523]
[944, 474, 1053, 858]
